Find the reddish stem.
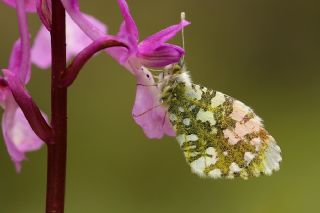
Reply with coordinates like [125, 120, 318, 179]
[59, 38, 127, 88]
[46, 0, 67, 212]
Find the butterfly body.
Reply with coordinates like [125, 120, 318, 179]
[157, 65, 281, 179]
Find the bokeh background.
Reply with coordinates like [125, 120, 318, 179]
[1, 0, 320, 212]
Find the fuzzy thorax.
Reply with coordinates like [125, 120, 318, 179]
[158, 64, 192, 103]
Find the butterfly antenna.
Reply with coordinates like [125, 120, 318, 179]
[180, 12, 186, 67]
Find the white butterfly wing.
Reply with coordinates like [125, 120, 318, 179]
[167, 83, 281, 179]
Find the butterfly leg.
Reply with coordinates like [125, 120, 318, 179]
[162, 110, 168, 127]
[136, 83, 157, 87]
[132, 104, 162, 118]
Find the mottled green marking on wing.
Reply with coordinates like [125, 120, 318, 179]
[165, 82, 281, 179]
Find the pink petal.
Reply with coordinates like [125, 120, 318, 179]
[61, 0, 106, 41]
[117, 0, 139, 46]
[109, 1, 187, 71]
[107, 1, 140, 69]
[139, 20, 190, 53]
[138, 44, 184, 68]
[2, 0, 36, 12]
[2, 99, 45, 171]
[106, 22, 138, 68]
[132, 67, 175, 138]
[8, 39, 22, 72]
[106, 45, 131, 67]
[32, 13, 107, 69]
[31, 25, 51, 69]
[66, 14, 107, 57]
[8, 39, 31, 84]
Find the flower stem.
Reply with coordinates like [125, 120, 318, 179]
[59, 38, 127, 88]
[46, 0, 67, 212]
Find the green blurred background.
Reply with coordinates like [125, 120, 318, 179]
[1, 0, 320, 212]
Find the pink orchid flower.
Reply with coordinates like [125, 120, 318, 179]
[1, 0, 48, 171]
[58, 0, 189, 138]
[61, 0, 189, 138]
[108, 0, 190, 138]
[1, 40, 45, 172]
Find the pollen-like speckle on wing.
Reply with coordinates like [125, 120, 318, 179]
[208, 169, 222, 178]
[211, 92, 226, 108]
[161, 77, 281, 179]
[183, 118, 191, 126]
[196, 109, 216, 126]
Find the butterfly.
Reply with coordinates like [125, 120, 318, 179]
[156, 63, 282, 179]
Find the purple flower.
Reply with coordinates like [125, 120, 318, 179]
[108, 0, 190, 138]
[110, 0, 189, 73]
[1, 0, 48, 171]
[61, 0, 189, 138]
[1, 40, 45, 172]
